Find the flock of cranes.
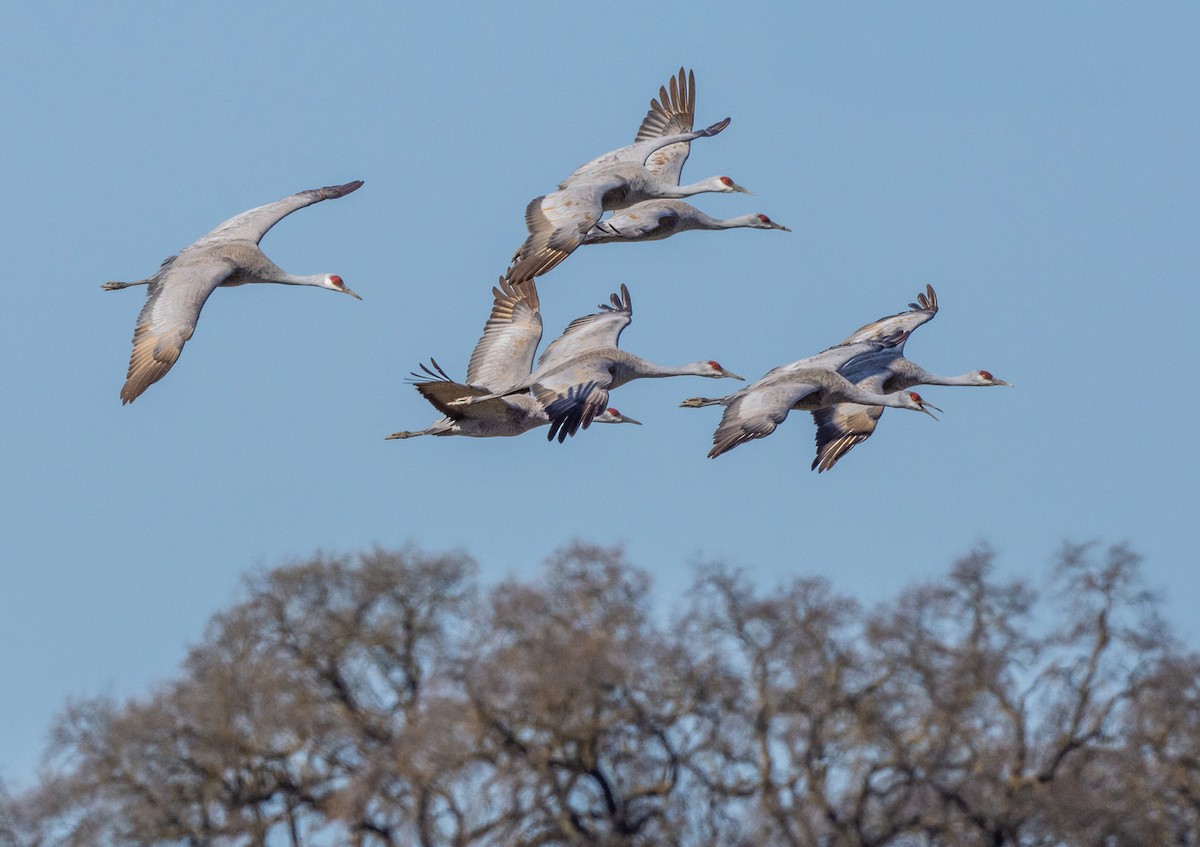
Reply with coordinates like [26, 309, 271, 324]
[384, 281, 645, 441]
[103, 68, 1009, 471]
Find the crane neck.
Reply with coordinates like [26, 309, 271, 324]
[659, 177, 726, 199]
[635, 360, 713, 378]
[842, 384, 912, 408]
[718, 214, 766, 230]
[922, 372, 985, 386]
[268, 270, 330, 287]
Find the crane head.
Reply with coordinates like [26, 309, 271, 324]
[975, 370, 1013, 387]
[717, 176, 752, 195]
[905, 391, 941, 419]
[706, 361, 744, 381]
[594, 408, 642, 426]
[323, 274, 363, 300]
[753, 213, 791, 232]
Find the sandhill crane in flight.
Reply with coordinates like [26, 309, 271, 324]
[505, 68, 748, 283]
[810, 285, 1011, 472]
[386, 279, 641, 440]
[577, 75, 787, 247]
[583, 199, 789, 244]
[451, 283, 742, 442]
[681, 293, 944, 459]
[103, 181, 364, 404]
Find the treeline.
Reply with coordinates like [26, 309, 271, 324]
[2, 542, 1198, 846]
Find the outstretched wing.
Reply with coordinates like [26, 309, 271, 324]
[809, 371, 893, 472]
[633, 68, 696, 185]
[767, 334, 902, 385]
[563, 120, 729, 186]
[542, 381, 610, 443]
[119, 252, 236, 403]
[810, 403, 884, 472]
[769, 289, 935, 383]
[466, 278, 543, 390]
[537, 284, 633, 369]
[837, 284, 939, 349]
[505, 183, 607, 283]
[708, 378, 821, 459]
[193, 180, 364, 247]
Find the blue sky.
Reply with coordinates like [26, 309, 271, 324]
[2, 3, 1197, 786]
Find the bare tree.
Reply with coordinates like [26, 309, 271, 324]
[9, 547, 479, 847]
[6, 541, 1198, 847]
[457, 542, 709, 846]
[1117, 651, 1200, 844]
[681, 563, 934, 847]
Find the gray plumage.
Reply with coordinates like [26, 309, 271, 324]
[681, 290, 946, 459]
[506, 68, 748, 283]
[635, 67, 699, 185]
[810, 285, 1011, 472]
[103, 181, 364, 404]
[583, 199, 789, 244]
[451, 283, 742, 442]
[387, 279, 641, 440]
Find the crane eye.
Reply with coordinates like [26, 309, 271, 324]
[980, 370, 993, 380]
[708, 360, 721, 370]
[720, 176, 733, 187]
[330, 275, 344, 287]
[607, 408, 619, 416]
[757, 214, 770, 223]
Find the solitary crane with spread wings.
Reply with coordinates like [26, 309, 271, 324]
[505, 68, 748, 283]
[387, 278, 642, 440]
[103, 181, 364, 404]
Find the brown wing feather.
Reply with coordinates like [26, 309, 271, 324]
[506, 192, 597, 283]
[118, 255, 234, 404]
[810, 404, 884, 472]
[465, 278, 542, 389]
[121, 322, 191, 404]
[634, 68, 696, 184]
[415, 380, 493, 417]
[709, 404, 783, 458]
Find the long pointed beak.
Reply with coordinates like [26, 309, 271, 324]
[618, 414, 642, 426]
[733, 183, 753, 195]
[775, 223, 792, 232]
[721, 369, 745, 381]
[998, 380, 1014, 387]
[919, 401, 942, 420]
[342, 285, 363, 300]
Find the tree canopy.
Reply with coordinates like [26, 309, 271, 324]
[3, 541, 1197, 847]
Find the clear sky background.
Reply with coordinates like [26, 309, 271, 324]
[2, 3, 1197, 786]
